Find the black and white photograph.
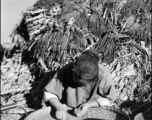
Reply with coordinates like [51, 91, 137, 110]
[1, 0, 151, 120]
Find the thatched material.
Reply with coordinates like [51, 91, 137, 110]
[1, 0, 151, 119]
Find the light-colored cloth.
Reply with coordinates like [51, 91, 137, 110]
[43, 90, 58, 102]
[44, 62, 116, 108]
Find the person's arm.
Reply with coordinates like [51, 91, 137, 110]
[44, 72, 64, 102]
[47, 98, 65, 110]
[44, 71, 69, 120]
[48, 98, 69, 120]
[43, 90, 58, 101]
[97, 66, 116, 104]
[74, 99, 99, 116]
[44, 89, 68, 110]
[96, 96, 112, 106]
[77, 95, 111, 110]
[85, 99, 99, 108]
[75, 95, 112, 116]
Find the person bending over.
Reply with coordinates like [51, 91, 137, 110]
[44, 49, 116, 120]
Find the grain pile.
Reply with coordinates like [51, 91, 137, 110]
[24, 107, 130, 120]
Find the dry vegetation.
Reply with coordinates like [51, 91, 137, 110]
[1, 0, 151, 120]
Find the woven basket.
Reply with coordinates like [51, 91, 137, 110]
[24, 107, 131, 120]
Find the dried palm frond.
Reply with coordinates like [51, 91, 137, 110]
[1, 53, 34, 105]
[21, 0, 110, 71]
[119, 0, 144, 18]
[88, 12, 108, 38]
[107, 38, 151, 106]
[128, 21, 151, 43]
[34, 0, 64, 10]
[95, 33, 117, 64]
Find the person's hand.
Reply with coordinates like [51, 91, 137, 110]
[62, 104, 73, 111]
[56, 106, 66, 120]
[56, 104, 72, 120]
[74, 103, 89, 117]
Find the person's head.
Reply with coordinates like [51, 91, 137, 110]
[73, 49, 99, 86]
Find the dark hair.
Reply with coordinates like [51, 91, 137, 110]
[74, 49, 99, 83]
[82, 49, 99, 62]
